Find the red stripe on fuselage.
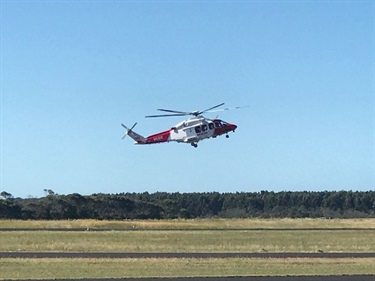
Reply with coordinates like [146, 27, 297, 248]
[145, 129, 171, 144]
[213, 122, 237, 137]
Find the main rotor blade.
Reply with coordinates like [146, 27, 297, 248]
[145, 113, 188, 118]
[157, 109, 190, 114]
[145, 103, 229, 119]
[208, 105, 249, 113]
[200, 103, 225, 114]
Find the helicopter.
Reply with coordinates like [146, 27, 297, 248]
[121, 103, 241, 148]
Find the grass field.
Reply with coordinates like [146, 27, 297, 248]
[1, 229, 374, 252]
[0, 218, 374, 229]
[1, 219, 374, 280]
[1, 258, 374, 279]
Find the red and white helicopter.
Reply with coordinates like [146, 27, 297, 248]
[121, 103, 241, 148]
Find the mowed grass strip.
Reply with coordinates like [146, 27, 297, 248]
[1, 230, 374, 252]
[0, 258, 374, 279]
[1, 218, 374, 229]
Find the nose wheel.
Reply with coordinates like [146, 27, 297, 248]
[191, 142, 198, 148]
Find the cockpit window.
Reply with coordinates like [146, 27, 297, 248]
[214, 121, 221, 128]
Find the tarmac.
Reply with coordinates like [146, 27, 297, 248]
[4, 276, 375, 281]
[1, 251, 375, 259]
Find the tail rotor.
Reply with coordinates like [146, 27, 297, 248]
[121, 122, 137, 139]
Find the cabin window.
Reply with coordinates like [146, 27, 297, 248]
[209, 123, 214, 130]
[195, 126, 201, 133]
[202, 124, 208, 131]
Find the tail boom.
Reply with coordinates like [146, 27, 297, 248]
[122, 124, 172, 145]
[121, 123, 146, 144]
[128, 130, 147, 144]
[144, 129, 171, 144]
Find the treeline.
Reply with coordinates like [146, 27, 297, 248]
[0, 191, 374, 220]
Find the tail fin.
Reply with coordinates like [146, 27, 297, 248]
[121, 123, 146, 144]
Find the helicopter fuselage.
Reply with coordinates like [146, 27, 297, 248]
[137, 117, 237, 146]
[122, 103, 241, 147]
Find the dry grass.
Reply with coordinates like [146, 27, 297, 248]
[1, 229, 374, 252]
[0, 257, 374, 279]
[1, 219, 374, 279]
[1, 218, 375, 229]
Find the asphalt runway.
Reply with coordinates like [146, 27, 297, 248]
[1, 251, 375, 258]
[7, 276, 375, 281]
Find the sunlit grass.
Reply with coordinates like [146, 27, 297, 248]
[0, 258, 374, 279]
[1, 219, 374, 280]
[1, 229, 374, 252]
[1, 218, 374, 229]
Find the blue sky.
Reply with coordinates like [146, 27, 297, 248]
[1, 1, 374, 198]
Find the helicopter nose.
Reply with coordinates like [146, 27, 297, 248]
[228, 123, 237, 131]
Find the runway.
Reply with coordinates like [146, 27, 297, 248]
[1, 251, 375, 258]
[8, 276, 375, 281]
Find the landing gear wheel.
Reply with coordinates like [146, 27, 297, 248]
[226, 134, 229, 138]
[191, 143, 198, 148]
